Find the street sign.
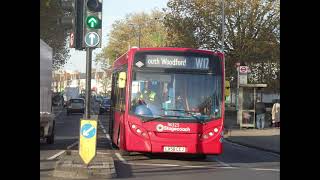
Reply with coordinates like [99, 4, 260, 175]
[79, 119, 97, 165]
[239, 66, 248, 74]
[70, 32, 74, 48]
[84, 32, 100, 47]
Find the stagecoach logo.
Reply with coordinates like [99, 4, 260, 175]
[156, 124, 164, 132]
[135, 61, 144, 68]
[156, 123, 190, 132]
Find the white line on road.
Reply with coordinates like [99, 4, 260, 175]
[124, 162, 239, 169]
[115, 153, 127, 163]
[98, 119, 114, 149]
[47, 150, 65, 160]
[125, 162, 179, 167]
[106, 134, 111, 141]
[250, 168, 280, 172]
[183, 165, 207, 168]
[224, 140, 249, 149]
[215, 159, 232, 167]
[67, 141, 79, 149]
[46, 141, 78, 160]
[97, 152, 111, 155]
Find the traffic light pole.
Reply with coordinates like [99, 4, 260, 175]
[85, 48, 93, 119]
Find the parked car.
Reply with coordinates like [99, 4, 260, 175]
[66, 98, 85, 115]
[99, 98, 111, 114]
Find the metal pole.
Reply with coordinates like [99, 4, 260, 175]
[236, 66, 239, 111]
[85, 48, 93, 119]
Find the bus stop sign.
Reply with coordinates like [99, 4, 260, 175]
[79, 119, 97, 165]
[239, 66, 248, 73]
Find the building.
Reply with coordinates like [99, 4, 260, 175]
[52, 68, 112, 95]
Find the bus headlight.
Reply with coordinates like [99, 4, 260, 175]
[200, 127, 221, 141]
[136, 129, 141, 134]
[129, 122, 150, 139]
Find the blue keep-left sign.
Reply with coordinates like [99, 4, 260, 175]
[81, 123, 96, 139]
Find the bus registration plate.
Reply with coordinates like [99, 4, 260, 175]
[163, 146, 186, 153]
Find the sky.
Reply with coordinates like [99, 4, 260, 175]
[64, 0, 169, 73]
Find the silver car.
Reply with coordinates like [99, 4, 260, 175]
[66, 98, 85, 115]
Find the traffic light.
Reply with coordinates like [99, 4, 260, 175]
[59, 0, 85, 50]
[83, 0, 102, 48]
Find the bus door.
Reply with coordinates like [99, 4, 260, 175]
[114, 71, 127, 146]
[109, 71, 127, 146]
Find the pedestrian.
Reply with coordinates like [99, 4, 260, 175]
[272, 100, 280, 128]
[255, 98, 266, 129]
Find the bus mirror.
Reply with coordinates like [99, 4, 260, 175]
[118, 72, 126, 88]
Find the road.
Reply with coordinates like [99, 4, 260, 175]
[40, 107, 279, 180]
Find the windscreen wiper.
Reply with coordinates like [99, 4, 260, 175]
[142, 114, 183, 123]
[161, 108, 201, 121]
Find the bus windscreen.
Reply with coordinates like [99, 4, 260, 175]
[131, 51, 223, 122]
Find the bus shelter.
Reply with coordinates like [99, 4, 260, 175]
[237, 84, 267, 129]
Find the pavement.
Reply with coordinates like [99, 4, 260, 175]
[224, 109, 280, 154]
[224, 128, 280, 154]
[41, 105, 116, 180]
[53, 150, 116, 179]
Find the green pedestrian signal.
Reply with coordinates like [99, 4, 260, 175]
[86, 16, 101, 29]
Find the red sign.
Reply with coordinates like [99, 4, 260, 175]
[239, 66, 248, 73]
[70, 32, 74, 48]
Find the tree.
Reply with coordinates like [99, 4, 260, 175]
[40, 0, 70, 70]
[163, 0, 280, 90]
[95, 9, 168, 66]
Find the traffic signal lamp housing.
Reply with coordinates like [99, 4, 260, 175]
[83, 0, 102, 48]
[59, 0, 85, 50]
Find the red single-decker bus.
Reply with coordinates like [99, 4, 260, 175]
[109, 47, 224, 157]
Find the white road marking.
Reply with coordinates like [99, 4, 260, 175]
[215, 159, 232, 167]
[67, 141, 79, 149]
[217, 166, 238, 169]
[124, 163, 239, 169]
[183, 165, 207, 168]
[106, 134, 111, 141]
[98, 119, 114, 149]
[125, 162, 179, 167]
[46, 141, 78, 160]
[47, 150, 65, 160]
[115, 153, 127, 163]
[224, 140, 249, 149]
[97, 152, 111, 155]
[251, 168, 280, 172]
